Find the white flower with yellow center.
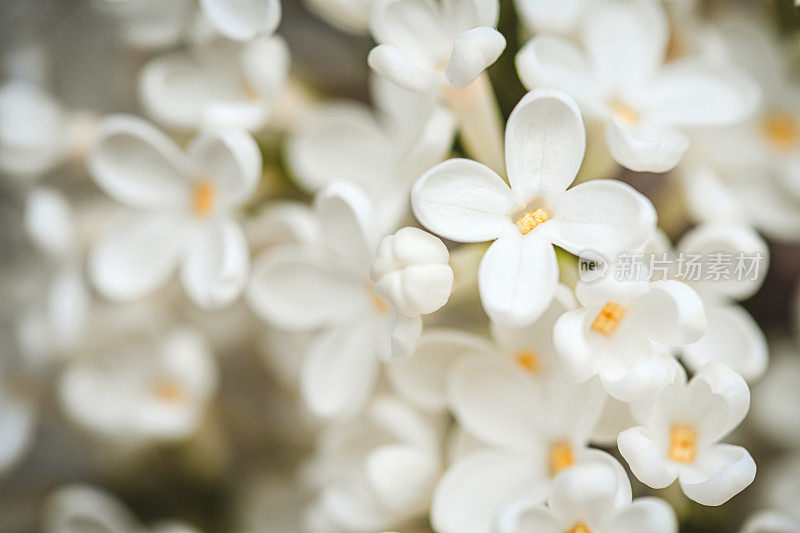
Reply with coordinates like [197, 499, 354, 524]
[554, 275, 705, 402]
[618, 363, 755, 506]
[496, 460, 677, 533]
[412, 88, 655, 326]
[516, 0, 760, 173]
[247, 183, 395, 419]
[87, 115, 261, 309]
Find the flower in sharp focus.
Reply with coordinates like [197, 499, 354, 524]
[516, 0, 760, 172]
[367, 0, 506, 93]
[497, 460, 677, 533]
[370, 227, 454, 360]
[618, 362, 755, 506]
[87, 115, 261, 309]
[412, 88, 656, 326]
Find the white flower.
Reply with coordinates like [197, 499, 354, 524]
[247, 183, 393, 418]
[302, 395, 445, 532]
[739, 510, 800, 533]
[497, 460, 677, 533]
[516, 0, 760, 172]
[140, 36, 289, 132]
[412, 88, 655, 325]
[59, 327, 217, 445]
[554, 275, 704, 401]
[43, 484, 201, 533]
[367, 0, 505, 93]
[618, 363, 756, 506]
[87, 115, 261, 309]
[302, 0, 372, 34]
[514, 0, 593, 36]
[370, 227, 454, 359]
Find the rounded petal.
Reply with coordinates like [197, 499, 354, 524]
[25, 187, 76, 257]
[180, 218, 250, 309]
[411, 158, 516, 243]
[42, 485, 142, 533]
[0, 391, 35, 474]
[631, 279, 706, 346]
[315, 182, 376, 273]
[548, 462, 619, 527]
[505, 88, 585, 202]
[431, 451, 547, 533]
[544, 179, 656, 256]
[89, 115, 189, 210]
[609, 497, 678, 533]
[496, 503, 561, 533]
[199, 0, 281, 40]
[688, 362, 750, 444]
[598, 350, 679, 403]
[368, 44, 442, 93]
[739, 510, 800, 533]
[89, 214, 182, 301]
[445, 27, 506, 90]
[553, 309, 597, 383]
[387, 329, 495, 412]
[479, 234, 559, 326]
[389, 314, 423, 361]
[604, 119, 689, 173]
[678, 444, 756, 506]
[617, 426, 678, 489]
[300, 324, 379, 418]
[364, 444, 439, 514]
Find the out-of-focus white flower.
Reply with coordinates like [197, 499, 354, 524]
[554, 275, 703, 401]
[367, 0, 505, 93]
[59, 328, 217, 445]
[496, 460, 677, 533]
[302, 395, 445, 532]
[198, 0, 281, 41]
[514, 0, 593, 36]
[739, 510, 800, 533]
[42, 484, 202, 532]
[247, 183, 393, 419]
[140, 36, 289, 132]
[88, 115, 261, 309]
[412, 88, 655, 326]
[370, 227, 454, 359]
[516, 0, 760, 172]
[303, 0, 372, 34]
[287, 76, 455, 230]
[618, 363, 755, 506]
[0, 372, 36, 476]
[750, 340, 800, 449]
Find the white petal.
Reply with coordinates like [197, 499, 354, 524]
[514, 0, 585, 35]
[0, 391, 35, 474]
[369, 0, 446, 66]
[543, 179, 656, 256]
[246, 245, 364, 330]
[617, 426, 678, 489]
[89, 115, 189, 210]
[678, 163, 741, 225]
[553, 309, 597, 383]
[678, 444, 756, 506]
[630, 280, 706, 346]
[739, 510, 800, 533]
[368, 44, 442, 93]
[444, 27, 506, 90]
[199, 0, 281, 40]
[496, 503, 561, 533]
[604, 119, 689, 173]
[187, 129, 262, 210]
[387, 328, 494, 412]
[89, 213, 182, 301]
[432, 451, 547, 533]
[591, 396, 637, 447]
[609, 497, 678, 533]
[303, 0, 371, 34]
[598, 350, 679, 403]
[300, 324, 379, 418]
[315, 182, 376, 273]
[25, 187, 76, 257]
[239, 35, 290, 99]
[364, 444, 439, 514]
[448, 355, 541, 450]
[548, 461, 618, 527]
[581, 0, 668, 93]
[643, 58, 760, 127]
[687, 362, 750, 444]
[505, 88, 585, 202]
[479, 233, 559, 326]
[180, 218, 249, 309]
[411, 158, 516, 243]
[682, 304, 767, 382]
[389, 314, 423, 361]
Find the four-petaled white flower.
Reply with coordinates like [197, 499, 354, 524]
[516, 0, 760, 172]
[412, 88, 655, 326]
[88, 115, 261, 309]
[618, 362, 756, 506]
[368, 0, 506, 93]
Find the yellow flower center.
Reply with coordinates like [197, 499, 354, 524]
[514, 350, 541, 374]
[566, 523, 592, 533]
[549, 442, 575, 476]
[153, 380, 186, 403]
[516, 208, 549, 235]
[591, 302, 626, 335]
[762, 112, 799, 152]
[668, 424, 697, 463]
[609, 99, 639, 125]
[192, 180, 216, 218]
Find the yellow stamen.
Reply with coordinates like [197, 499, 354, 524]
[549, 442, 575, 476]
[591, 302, 626, 335]
[668, 424, 697, 463]
[567, 523, 592, 533]
[762, 112, 799, 152]
[609, 99, 639, 125]
[153, 380, 186, 403]
[192, 180, 216, 217]
[514, 350, 541, 374]
[516, 208, 549, 235]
